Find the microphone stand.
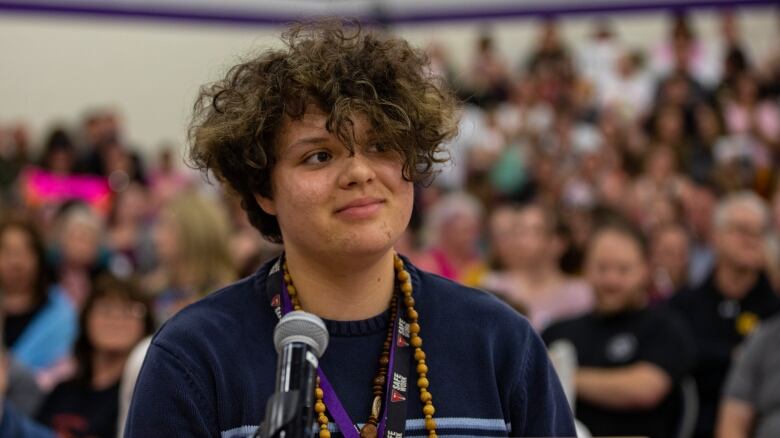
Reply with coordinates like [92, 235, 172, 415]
[256, 342, 318, 438]
[256, 391, 304, 438]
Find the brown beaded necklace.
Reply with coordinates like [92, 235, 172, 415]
[282, 254, 437, 438]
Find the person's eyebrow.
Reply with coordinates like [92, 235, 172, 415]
[285, 136, 331, 152]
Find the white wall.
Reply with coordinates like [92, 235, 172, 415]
[0, 7, 777, 160]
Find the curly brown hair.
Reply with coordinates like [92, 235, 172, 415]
[187, 20, 459, 243]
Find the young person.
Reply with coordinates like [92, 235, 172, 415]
[125, 22, 575, 438]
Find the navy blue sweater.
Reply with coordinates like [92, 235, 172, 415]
[125, 258, 575, 437]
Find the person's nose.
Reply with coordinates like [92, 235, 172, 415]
[338, 152, 376, 188]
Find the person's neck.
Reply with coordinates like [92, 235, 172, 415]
[284, 247, 396, 321]
[2, 285, 37, 314]
[716, 263, 758, 300]
[91, 350, 128, 390]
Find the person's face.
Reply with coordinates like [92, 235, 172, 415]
[646, 147, 676, 180]
[736, 75, 758, 103]
[0, 227, 38, 292]
[651, 228, 689, 283]
[441, 212, 481, 254]
[48, 149, 74, 174]
[61, 220, 100, 267]
[87, 297, 146, 354]
[511, 208, 551, 266]
[489, 208, 518, 267]
[115, 184, 148, 224]
[586, 231, 648, 315]
[695, 105, 720, 140]
[656, 108, 683, 142]
[715, 207, 767, 271]
[257, 109, 414, 261]
[683, 186, 716, 239]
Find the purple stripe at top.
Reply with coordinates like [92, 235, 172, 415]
[0, 0, 777, 26]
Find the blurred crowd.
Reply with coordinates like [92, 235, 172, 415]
[1, 10, 780, 438]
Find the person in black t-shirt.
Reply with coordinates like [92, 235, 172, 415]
[35, 274, 155, 438]
[670, 191, 780, 438]
[543, 220, 696, 438]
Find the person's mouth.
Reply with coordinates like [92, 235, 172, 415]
[335, 197, 385, 219]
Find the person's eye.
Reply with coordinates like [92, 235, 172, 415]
[303, 151, 332, 165]
[367, 143, 390, 153]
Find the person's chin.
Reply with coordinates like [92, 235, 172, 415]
[335, 235, 397, 258]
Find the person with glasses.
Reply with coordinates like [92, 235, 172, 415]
[671, 191, 780, 438]
[32, 274, 154, 437]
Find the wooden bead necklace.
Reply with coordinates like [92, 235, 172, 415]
[282, 254, 437, 438]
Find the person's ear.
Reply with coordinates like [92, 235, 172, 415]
[254, 194, 277, 216]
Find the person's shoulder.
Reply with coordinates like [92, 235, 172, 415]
[753, 313, 780, 342]
[46, 285, 76, 312]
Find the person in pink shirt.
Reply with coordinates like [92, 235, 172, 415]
[482, 203, 593, 330]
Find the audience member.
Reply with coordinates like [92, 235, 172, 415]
[35, 274, 154, 437]
[413, 192, 487, 286]
[484, 203, 593, 330]
[144, 191, 237, 322]
[649, 223, 691, 302]
[0, 216, 77, 389]
[49, 202, 110, 309]
[670, 191, 780, 438]
[543, 220, 695, 438]
[716, 313, 780, 438]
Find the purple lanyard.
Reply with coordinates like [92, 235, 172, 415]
[271, 263, 410, 438]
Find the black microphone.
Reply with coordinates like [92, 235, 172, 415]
[258, 311, 329, 438]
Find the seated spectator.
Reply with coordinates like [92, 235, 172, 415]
[144, 191, 236, 322]
[724, 72, 780, 157]
[118, 193, 238, 435]
[35, 274, 154, 438]
[106, 182, 154, 275]
[690, 102, 723, 185]
[39, 128, 77, 176]
[467, 33, 510, 105]
[716, 313, 780, 438]
[679, 182, 717, 287]
[50, 202, 112, 309]
[484, 203, 593, 330]
[413, 192, 487, 286]
[670, 191, 780, 438]
[146, 146, 195, 214]
[543, 220, 695, 438]
[649, 222, 691, 302]
[0, 216, 77, 388]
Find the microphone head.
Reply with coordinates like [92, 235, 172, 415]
[273, 311, 329, 358]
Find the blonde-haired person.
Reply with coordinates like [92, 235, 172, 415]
[117, 191, 238, 437]
[144, 190, 237, 322]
